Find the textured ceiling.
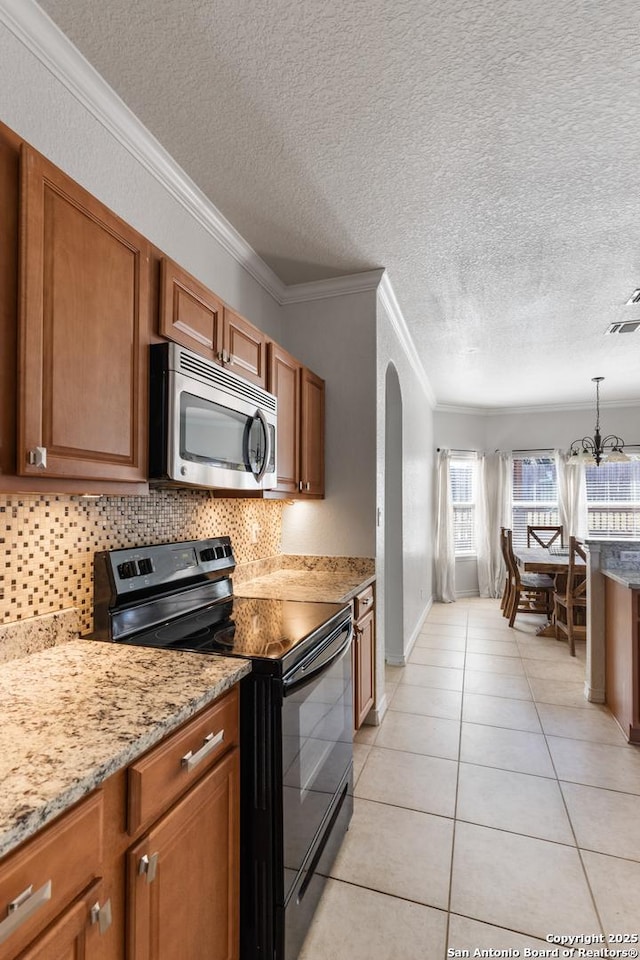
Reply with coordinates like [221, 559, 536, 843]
[37, 0, 640, 407]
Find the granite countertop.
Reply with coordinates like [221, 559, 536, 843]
[602, 569, 640, 590]
[233, 569, 375, 604]
[0, 640, 250, 860]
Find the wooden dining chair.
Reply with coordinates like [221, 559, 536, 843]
[526, 525, 564, 549]
[499, 527, 512, 617]
[504, 528, 554, 627]
[554, 536, 587, 656]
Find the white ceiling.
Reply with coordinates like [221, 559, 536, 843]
[36, 0, 640, 408]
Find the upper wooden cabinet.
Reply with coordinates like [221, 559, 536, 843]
[159, 256, 266, 387]
[267, 342, 301, 495]
[18, 144, 150, 483]
[300, 367, 325, 497]
[267, 346, 324, 498]
[159, 256, 224, 359]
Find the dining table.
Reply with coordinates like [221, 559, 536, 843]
[513, 547, 586, 636]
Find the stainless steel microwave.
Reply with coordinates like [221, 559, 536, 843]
[149, 342, 277, 491]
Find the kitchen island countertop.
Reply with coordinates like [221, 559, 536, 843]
[602, 568, 640, 590]
[0, 640, 250, 860]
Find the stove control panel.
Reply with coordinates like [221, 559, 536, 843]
[94, 536, 235, 601]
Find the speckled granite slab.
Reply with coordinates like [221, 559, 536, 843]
[0, 640, 250, 859]
[233, 569, 375, 603]
[602, 569, 640, 590]
[0, 608, 81, 665]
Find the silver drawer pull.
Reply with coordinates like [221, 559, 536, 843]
[90, 898, 112, 934]
[0, 881, 52, 945]
[181, 730, 224, 773]
[139, 852, 159, 884]
[360, 597, 373, 606]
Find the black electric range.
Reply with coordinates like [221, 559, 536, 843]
[90, 536, 354, 960]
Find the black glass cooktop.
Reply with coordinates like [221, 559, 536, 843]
[120, 595, 349, 662]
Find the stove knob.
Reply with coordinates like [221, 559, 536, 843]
[200, 548, 216, 563]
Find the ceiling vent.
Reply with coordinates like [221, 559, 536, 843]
[625, 289, 640, 304]
[605, 320, 640, 335]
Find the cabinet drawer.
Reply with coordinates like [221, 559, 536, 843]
[127, 687, 238, 835]
[0, 791, 103, 956]
[354, 585, 374, 621]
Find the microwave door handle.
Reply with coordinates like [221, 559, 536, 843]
[253, 407, 271, 482]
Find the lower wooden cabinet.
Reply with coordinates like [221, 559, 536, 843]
[127, 750, 239, 960]
[353, 584, 375, 730]
[0, 687, 240, 960]
[17, 880, 106, 960]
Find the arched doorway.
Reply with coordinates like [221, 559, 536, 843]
[384, 363, 404, 664]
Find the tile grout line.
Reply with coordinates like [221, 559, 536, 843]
[443, 606, 471, 959]
[519, 622, 608, 939]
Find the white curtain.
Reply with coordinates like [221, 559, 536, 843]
[555, 450, 588, 540]
[435, 449, 456, 603]
[476, 452, 512, 598]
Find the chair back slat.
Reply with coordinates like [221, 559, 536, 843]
[567, 536, 587, 601]
[527, 525, 564, 548]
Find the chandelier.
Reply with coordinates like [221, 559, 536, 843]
[569, 377, 629, 466]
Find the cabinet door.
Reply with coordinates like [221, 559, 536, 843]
[267, 342, 300, 494]
[159, 257, 224, 362]
[222, 308, 266, 387]
[354, 610, 375, 729]
[300, 368, 325, 497]
[14, 880, 105, 960]
[18, 145, 149, 482]
[127, 749, 239, 960]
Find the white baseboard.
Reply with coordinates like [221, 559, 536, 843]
[384, 595, 433, 666]
[585, 681, 605, 704]
[455, 588, 481, 599]
[365, 691, 389, 726]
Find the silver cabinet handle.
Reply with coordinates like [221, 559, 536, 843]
[361, 597, 373, 606]
[90, 898, 112, 934]
[181, 729, 224, 773]
[0, 881, 52, 945]
[298, 481, 304, 491]
[306, 482, 311, 491]
[139, 852, 159, 884]
[28, 447, 47, 469]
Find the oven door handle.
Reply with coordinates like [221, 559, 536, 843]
[283, 623, 352, 696]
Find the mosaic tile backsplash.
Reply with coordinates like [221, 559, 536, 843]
[0, 491, 284, 633]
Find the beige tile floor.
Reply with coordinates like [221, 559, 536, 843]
[299, 598, 640, 960]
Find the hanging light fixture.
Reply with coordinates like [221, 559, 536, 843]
[569, 377, 629, 466]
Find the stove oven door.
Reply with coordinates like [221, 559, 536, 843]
[280, 618, 353, 955]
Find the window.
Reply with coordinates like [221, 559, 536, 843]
[510, 454, 640, 543]
[511, 456, 559, 549]
[451, 457, 476, 555]
[585, 459, 640, 539]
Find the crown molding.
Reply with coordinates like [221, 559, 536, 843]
[282, 269, 385, 303]
[435, 398, 640, 416]
[378, 273, 436, 407]
[0, 0, 288, 303]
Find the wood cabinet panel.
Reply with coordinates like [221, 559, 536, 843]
[605, 578, 640, 743]
[16, 880, 104, 960]
[300, 368, 324, 497]
[0, 791, 103, 958]
[128, 687, 238, 835]
[18, 144, 149, 482]
[267, 342, 300, 494]
[353, 583, 375, 730]
[127, 749, 240, 960]
[223, 307, 266, 387]
[159, 257, 223, 360]
[354, 610, 375, 729]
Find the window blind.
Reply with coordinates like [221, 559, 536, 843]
[585, 459, 640, 539]
[451, 457, 476, 555]
[511, 456, 559, 548]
